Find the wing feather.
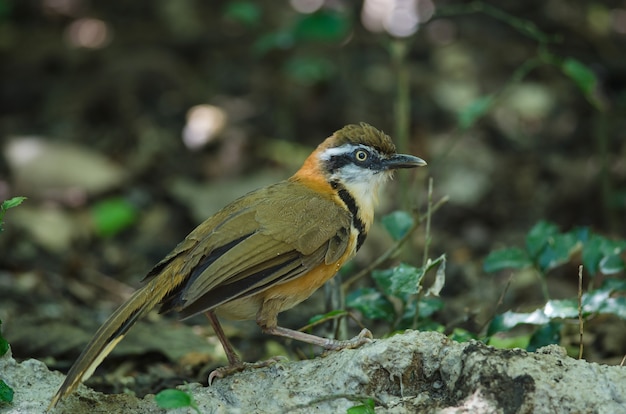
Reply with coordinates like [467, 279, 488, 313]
[157, 180, 353, 317]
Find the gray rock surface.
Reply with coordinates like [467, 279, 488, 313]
[1, 330, 624, 413]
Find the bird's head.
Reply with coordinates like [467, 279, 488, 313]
[293, 123, 427, 223]
[319, 122, 426, 181]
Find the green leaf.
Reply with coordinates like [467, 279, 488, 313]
[591, 279, 626, 319]
[483, 248, 532, 272]
[346, 288, 395, 322]
[582, 234, 626, 276]
[583, 278, 626, 317]
[0, 197, 27, 234]
[449, 328, 478, 343]
[487, 309, 549, 336]
[582, 234, 605, 275]
[561, 58, 605, 110]
[372, 263, 424, 298]
[0, 379, 13, 404]
[527, 321, 562, 352]
[284, 56, 335, 85]
[253, 31, 294, 55]
[489, 278, 626, 338]
[293, 11, 350, 43]
[416, 320, 445, 332]
[562, 58, 596, 96]
[91, 197, 138, 238]
[347, 398, 376, 414]
[1, 197, 26, 211]
[536, 233, 580, 272]
[155, 389, 196, 411]
[488, 334, 531, 350]
[458, 95, 494, 130]
[525, 220, 560, 259]
[397, 297, 444, 329]
[381, 211, 414, 241]
[419, 297, 444, 318]
[599, 297, 626, 319]
[569, 226, 590, 244]
[543, 299, 578, 319]
[0, 320, 8, 357]
[223, 1, 261, 26]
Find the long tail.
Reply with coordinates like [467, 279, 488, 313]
[48, 277, 169, 409]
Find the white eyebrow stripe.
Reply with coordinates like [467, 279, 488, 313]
[319, 144, 370, 161]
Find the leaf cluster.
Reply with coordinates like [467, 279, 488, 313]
[346, 211, 446, 333]
[0, 320, 14, 405]
[484, 220, 626, 350]
[484, 220, 626, 276]
[0, 197, 26, 234]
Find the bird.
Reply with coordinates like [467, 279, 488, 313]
[49, 122, 426, 408]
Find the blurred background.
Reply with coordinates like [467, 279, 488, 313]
[1, 0, 625, 397]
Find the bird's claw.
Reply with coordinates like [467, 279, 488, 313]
[208, 356, 287, 385]
[323, 328, 373, 352]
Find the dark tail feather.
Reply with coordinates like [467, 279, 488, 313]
[48, 281, 166, 409]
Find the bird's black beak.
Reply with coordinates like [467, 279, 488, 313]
[384, 153, 427, 169]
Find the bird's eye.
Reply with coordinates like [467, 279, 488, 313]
[355, 150, 368, 162]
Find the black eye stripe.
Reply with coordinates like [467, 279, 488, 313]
[325, 153, 352, 172]
[323, 146, 383, 173]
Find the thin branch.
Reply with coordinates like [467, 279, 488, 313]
[577, 265, 584, 360]
[479, 273, 514, 335]
[422, 177, 434, 268]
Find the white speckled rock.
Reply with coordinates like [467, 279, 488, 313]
[1, 331, 625, 413]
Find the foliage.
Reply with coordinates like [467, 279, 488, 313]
[446, 2, 606, 132]
[0, 320, 13, 405]
[346, 211, 446, 333]
[155, 389, 200, 414]
[91, 197, 139, 238]
[223, 1, 261, 27]
[484, 220, 626, 351]
[252, 8, 351, 86]
[484, 221, 626, 279]
[0, 380, 13, 405]
[347, 398, 376, 414]
[380, 211, 414, 241]
[0, 320, 8, 357]
[0, 197, 26, 234]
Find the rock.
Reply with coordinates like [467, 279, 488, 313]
[1, 330, 624, 413]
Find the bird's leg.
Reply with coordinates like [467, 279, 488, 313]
[205, 311, 240, 366]
[205, 311, 284, 384]
[257, 301, 373, 352]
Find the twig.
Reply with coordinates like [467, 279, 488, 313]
[577, 265, 584, 360]
[341, 195, 449, 291]
[479, 273, 514, 334]
[434, 1, 559, 44]
[412, 178, 435, 329]
[422, 177, 434, 268]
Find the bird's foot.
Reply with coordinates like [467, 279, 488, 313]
[322, 328, 373, 352]
[208, 356, 287, 385]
